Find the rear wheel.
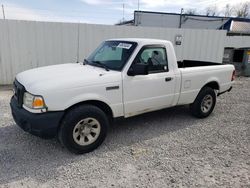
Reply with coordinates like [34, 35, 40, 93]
[190, 87, 216, 118]
[58, 105, 109, 154]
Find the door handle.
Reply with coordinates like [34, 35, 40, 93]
[165, 77, 173, 82]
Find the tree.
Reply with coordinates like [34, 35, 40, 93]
[185, 8, 197, 15]
[224, 4, 234, 17]
[235, 2, 250, 18]
[205, 5, 218, 16]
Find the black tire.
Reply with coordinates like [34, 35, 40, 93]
[58, 105, 109, 154]
[190, 87, 216, 118]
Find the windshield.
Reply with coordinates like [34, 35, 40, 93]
[86, 41, 137, 71]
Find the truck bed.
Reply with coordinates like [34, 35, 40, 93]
[177, 60, 223, 68]
[177, 61, 234, 105]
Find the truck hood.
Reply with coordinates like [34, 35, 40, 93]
[16, 63, 121, 94]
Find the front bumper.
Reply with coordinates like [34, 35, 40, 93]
[10, 96, 64, 138]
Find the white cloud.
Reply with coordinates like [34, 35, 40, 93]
[137, 0, 250, 10]
[81, 0, 250, 14]
[3, 4, 45, 21]
[119, 0, 250, 17]
[81, 0, 127, 5]
[2, 0, 250, 25]
[140, 0, 170, 8]
[81, 0, 104, 5]
[192, 0, 249, 10]
[2, 3, 91, 23]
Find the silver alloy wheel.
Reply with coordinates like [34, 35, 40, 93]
[201, 94, 213, 113]
[73, 117, 101, 146]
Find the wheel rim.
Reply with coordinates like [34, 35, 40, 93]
[201, 94, 213, 113]
[73, 117, 101, 146]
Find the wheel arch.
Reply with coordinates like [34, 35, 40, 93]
[191, 81, 219, 105]
[65, 100, 114, 121]
[202, 81, 220, 91]
[57, 100, 114, 135]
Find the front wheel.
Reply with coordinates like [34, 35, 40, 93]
[58, 105, 109, 154]
[190, 87, 216, 118]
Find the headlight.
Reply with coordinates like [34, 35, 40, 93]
[23, 92, 46, 109]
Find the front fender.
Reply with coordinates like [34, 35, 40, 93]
[43, 84, 123, 118]
[64, 93, 111, 110]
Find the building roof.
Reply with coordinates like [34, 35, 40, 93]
[135, 10, 227, 19]
[117, 10, 250, 34]
[231, 21, 250, 33]
[116, 20, 134, 26]
[134, 10, 250, 21]
[219, 17, 250, 33]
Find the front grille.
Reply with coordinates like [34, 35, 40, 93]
[13, 79, 25, 108]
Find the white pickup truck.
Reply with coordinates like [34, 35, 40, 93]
[10, 38, 235, 154]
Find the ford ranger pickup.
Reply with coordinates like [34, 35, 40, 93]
[10, 38, 235, 154]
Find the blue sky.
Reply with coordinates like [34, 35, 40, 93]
[0, 0, 249, 24]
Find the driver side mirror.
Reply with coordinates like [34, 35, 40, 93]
[127, 63, 148, 76]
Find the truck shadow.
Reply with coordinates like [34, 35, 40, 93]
[108, 106, 198, 146]
[0, 105, 202, 185]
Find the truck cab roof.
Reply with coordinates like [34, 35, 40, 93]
[106, 38, 172, 46]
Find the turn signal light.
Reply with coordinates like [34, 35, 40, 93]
[32, 97, 45, 108]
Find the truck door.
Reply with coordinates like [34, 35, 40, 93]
[123, 45, 176, 117]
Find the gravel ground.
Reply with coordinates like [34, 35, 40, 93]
[0, 77, 249, 188]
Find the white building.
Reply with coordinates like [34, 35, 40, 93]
[118, 11, 250, 35]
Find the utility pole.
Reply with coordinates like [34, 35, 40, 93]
[1, 4, 5, 19]
[76, 23, 80, 63]
[179, 8, 184, 28]
[122, 3, 125, 22]
[137, 0, 140, 11]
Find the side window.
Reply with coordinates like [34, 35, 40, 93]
[134, 46, 168, 73]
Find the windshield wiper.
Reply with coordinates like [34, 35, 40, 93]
[83, 59, 90, 65]
[91, 61, 110, 71]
